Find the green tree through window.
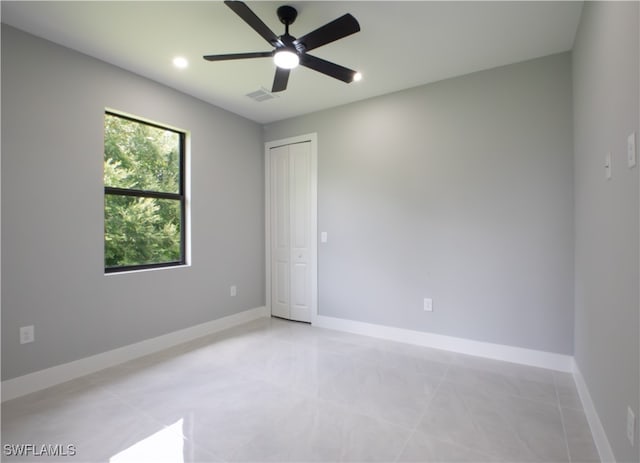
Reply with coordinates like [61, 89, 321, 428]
[104, 112, 186, 272]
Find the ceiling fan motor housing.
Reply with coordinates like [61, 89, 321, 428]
[277, 6, 298, 26]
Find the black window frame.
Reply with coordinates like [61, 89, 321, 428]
[104, 111, 186, 273]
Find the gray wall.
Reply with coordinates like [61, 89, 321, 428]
[572, 3, 640, 462]
[265, 53, 575, 354]
[1, 26, 265, 381]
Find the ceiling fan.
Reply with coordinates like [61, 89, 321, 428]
[203, 1, 361, 92]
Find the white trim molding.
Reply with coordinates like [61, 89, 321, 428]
[1, 306, 269, 402]
[313, 314, 574, 372]
[572, 360, 616, 463]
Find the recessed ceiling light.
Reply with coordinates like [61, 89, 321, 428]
[353, 72, 363, 82]
[172, 57, 188, 69]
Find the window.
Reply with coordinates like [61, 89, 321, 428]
[104, 112, 186, 273]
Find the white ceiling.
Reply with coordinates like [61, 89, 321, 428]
[1, 1, 583, 124]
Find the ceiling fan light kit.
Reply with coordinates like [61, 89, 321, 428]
[203, 0, 361, 92]
[273, 49, 299, 69]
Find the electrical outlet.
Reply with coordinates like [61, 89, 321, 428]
[605, 152, 612, 180]
[627, 407, 636, 446]
[20, 325, 34, 344]
[230, 285, 237, 297]
[423, 298, 433, 312]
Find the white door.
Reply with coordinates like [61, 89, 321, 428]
[269, 141, 313, 322]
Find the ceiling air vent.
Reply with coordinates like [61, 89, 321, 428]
[246, 88, 278, 102]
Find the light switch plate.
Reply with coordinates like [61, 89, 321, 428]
[423, 298, 433, 312]
[320, 232, 328, 243]
[628, 132, 636, 168]
[20, 325, 34, 344]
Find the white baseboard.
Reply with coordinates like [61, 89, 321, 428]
[1, 306, 269, 402]
[572, 360, 616, 463]
[313, 315, 574, 372]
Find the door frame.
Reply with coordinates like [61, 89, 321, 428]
[264, 133, 318, 323]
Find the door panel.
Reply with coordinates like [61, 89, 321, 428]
[289, 142, 311, 321]
[291, 143, 310, 250]
[270, 145, 290, 319]
[276, 262, 289, 304]
[292, 262, 309, 306]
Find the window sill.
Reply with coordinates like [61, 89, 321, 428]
[104, 264, 191, 276]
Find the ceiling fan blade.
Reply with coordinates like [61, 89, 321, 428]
[294, 14, 360, 52]
[203, 51, 273, 61]
[300, 54, 357, 84]
[224, 1, 280, 46]
[272, 67, 290, 92]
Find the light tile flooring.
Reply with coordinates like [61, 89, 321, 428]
[2, 317, 600, 463]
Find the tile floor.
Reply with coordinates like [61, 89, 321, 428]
[2, 317, 600, 462]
